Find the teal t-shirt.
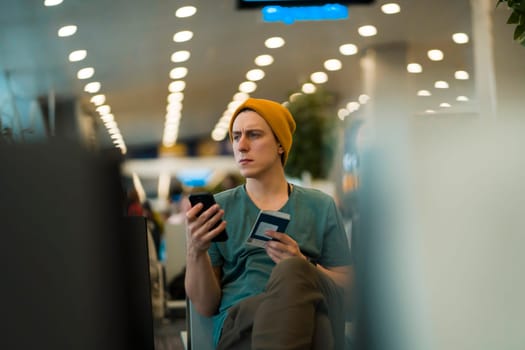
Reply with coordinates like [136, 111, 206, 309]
[208, 184, 351, 346]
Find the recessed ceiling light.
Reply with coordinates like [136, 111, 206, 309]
[338, 108, 350, 120]
[246, 69, 265, 81]
[310, 72, 328, 84]
[171, 50, 190, 63]
[454, 70, 469, 80]
[170, 67, 188, 79]
[452, 33, 469, 44]
[96, 105, 111, 115]
[239, 81, 257, 93]
[456, 95, 469, 102]
[233, 92, 250, 101]
[175, 6, 197, 18]
[407, 63, 423, 73]
[169, 80, 186, 92]
[324, 59, 342, 71]
[254, 54, 274, 66]
[339, 43, 358, 55]
[381, 3, 401, 14]
[68, 50, 87, 62]
[44, 0, 64, 6]
[428, 49, 444, 61]
[168, 92, 184, 103]
[84, 82, 101, 93]
[346, 101, 360, 112]
[425, 109, 436, 114]
[358, 25, 377, 37]
[434, 81, 449, 88]
[90, 94, 105, 106]
[173, 30, 193, 42]
[358, 94, 370, 104]
[265, 37, 285, 49]
[417, 90, 431, 96]
[77, 67, 94, 80]
[58, 25, 77, 37]
[440, 102, 451, 108]
[302, 83, 316, 94]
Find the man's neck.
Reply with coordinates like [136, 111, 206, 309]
[245, 171, 289, 211]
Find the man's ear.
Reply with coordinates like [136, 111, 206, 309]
[277, 144, 284, 154]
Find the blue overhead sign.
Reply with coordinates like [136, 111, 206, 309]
[262, 3, 348, 24]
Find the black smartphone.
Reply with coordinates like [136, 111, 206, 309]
[188, 192, 228, 242]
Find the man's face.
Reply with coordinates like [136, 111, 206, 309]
[231, 110, 284, 179]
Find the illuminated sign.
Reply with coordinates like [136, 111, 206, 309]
[262, 4, 348, 24]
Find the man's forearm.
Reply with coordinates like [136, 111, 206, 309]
[184, 251, 222, 317]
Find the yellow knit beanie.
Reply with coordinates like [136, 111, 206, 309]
[229, 98, 296, 165]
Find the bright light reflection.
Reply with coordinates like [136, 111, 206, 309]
[246, 69, 265, 81]
[302, 83, 316, 94]
[170, 67, 188, 79]
[417, 90, 431, 96]
[457, 95, 469, 102]
[239, 81, 257, 93]
[381, 3, 401, 14]
[84, 82, 101, 93]
[407, 63, 422, 73]
[452, 33, 469, 44]
[434, 81, 449, 89]
[77, 67, 94, 80]
[44, 0, 64, 6]
[455, 70, 469, 80]
[310, 72, 328, 84]
[169, 80, 186, 92]
[90, 94, 105, 106]
[440, 102, 451, 108]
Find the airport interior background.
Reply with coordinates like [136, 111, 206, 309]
[2, 1, 525, 349]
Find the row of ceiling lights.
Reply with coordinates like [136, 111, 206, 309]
[208, 2, 402, 138]
[44, 0, 127, 154]
[161, 5, 198, 149]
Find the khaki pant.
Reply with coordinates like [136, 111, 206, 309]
[217, 257, 345, 350]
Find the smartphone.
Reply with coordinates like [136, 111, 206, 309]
[188, 192, 228, 242]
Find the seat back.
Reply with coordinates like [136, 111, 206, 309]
[186, 299, 215, 350]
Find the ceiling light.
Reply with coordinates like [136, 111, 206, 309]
[170, 67, 188, 79]
[381, 3, 401, 14]
[417, 90, 431, 96]
[77, 67, 94, 80]
[44, 0, 64, 6]
[339, 43, 358, 55]
[233, 92, 249, 101]
[454, 70, 469, 80]
[84, 82, 101, 93]
[452, 33, 469, 44]
[310, 72, 328, 84]
[167, 101, 183, 112]
[246, 69, 265, 81]
[358, 25, 377, 37]
[168, 92, 184, 103]
[171, 50, 191, 63]
[58, 25, 77, 37]
[173, 30, 193, 42]
[228, 100, 243, 111]
[90, 94, 105, 106]
[265, 37, 285, 49]
[428, 49, 444, 61]
[254, 54, 274, 66]
[68, 50, 87, 62]
[425, 110, 436, 114]
[407, 63, 422, 73]
[212, 129, 228, 142]
[346, 101, 360, 112]
[324, 59, 342, 71]
[456, 95, 469, 102]
[440, 102, 451, 108]
[175, 6, 197, 18]
[434, 81, 449, 89]
[358, 94, 370, 104]
[289, 93, 302, 102]
[338, 108, 350, 120]
[100, 114, 114, 123]
[104, 121, 117, 129]
[302, 83, 316, 94]
[239, 81, 257, 93]
[96, 105, 111, 115]
[169, 80, 186, 92]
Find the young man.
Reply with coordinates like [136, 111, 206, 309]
[185, 98, 352, 349]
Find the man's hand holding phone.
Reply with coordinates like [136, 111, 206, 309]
[188, 192, 229, 243]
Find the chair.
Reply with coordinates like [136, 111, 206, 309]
[185, 299, 215, 350]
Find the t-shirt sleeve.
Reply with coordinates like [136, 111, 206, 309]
[208, 242, 223, 267]
[319, 198, 353, 267]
